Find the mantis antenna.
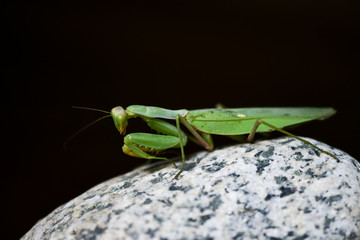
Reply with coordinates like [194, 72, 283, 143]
[63, 106, 112, 150]
[71, 106, 110, 114]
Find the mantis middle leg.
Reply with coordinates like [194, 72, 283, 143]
[173, 115, 215, 179]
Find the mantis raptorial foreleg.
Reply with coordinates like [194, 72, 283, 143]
[144, 118, 188, 146]
[247, 119, 340, 162]
[122, 118, 190, 173]
[122, 133, 177, 167]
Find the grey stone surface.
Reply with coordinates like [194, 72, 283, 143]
[22, 137, 360, 240]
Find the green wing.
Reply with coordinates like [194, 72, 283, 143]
[186, 107, 336, 135]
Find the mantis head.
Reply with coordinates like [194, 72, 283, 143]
[111, 106, 128, 135]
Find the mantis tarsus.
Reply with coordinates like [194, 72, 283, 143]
[66, 105, 339, 179]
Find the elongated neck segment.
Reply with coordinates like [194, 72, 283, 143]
[126, 105, 189, 119]
[111, 106, 128, 134]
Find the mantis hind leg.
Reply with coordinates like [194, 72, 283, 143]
[247, 119, 340, 162]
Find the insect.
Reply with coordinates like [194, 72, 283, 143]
[66, 105, 339, 179]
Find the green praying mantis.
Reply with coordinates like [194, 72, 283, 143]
[66, 105, 339, 179]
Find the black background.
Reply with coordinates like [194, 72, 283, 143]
[3, 1, 359, 239]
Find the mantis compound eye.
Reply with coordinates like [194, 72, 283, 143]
[111, 106, 128, 135]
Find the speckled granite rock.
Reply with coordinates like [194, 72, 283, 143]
[22, 136, 360, 240]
